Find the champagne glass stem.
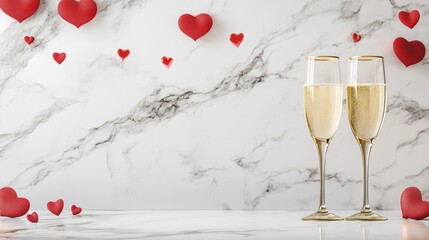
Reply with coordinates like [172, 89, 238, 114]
[359, 140, 372, 212]
[315, 139, 329, 212]
[302, 137, 342, 221]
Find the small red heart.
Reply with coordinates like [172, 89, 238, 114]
[401, 187, 429, 220]
[117, 49, 130, 61]
[58, 0, 97, 28]
[24, 35, 34, 45]
[71, 205, 82, 215]
[161, 56, 173, 68]
[393, 37, 426, 67]
[47, 199, 64, 216]
[53, 52, 66, 64]
[230, 33, 244, 47]
[0, 0, 40, 23]
[178, 13, 213, 41]
[352, 33, 361, 43]
[0, 187, 30, 218]
[398, 10, 420, 29]
[26, 211, 38, 223]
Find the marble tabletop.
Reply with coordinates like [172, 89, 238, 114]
[0, 210, 426, 239]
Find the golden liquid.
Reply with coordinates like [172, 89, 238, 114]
[304, 84, 342, 140]
[347, 84, 386, 142]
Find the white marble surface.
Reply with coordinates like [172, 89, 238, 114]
[0, 0, 428, 210]
[0, 211, 426, 239]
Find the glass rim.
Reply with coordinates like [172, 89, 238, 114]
[346, 83, 386, 86]
[307, 55, 339, 61]
[348, 55, 384, 61]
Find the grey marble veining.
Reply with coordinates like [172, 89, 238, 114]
[0, 0, 428, 210]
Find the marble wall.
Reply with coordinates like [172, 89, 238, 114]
[0, 0, 428, 210]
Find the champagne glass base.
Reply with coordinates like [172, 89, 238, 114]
[302, 210, 343, 221]
[346, 210, 387, 221]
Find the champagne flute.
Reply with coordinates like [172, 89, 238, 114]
[346, 56, 387, 221]
[302, 56, 343, 221]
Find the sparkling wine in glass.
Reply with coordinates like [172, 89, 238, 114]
[346, 56, 387, 221]
[302, 56, 343, 221]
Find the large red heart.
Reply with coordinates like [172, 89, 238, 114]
[178, 13, 213, 41]
[393, 37, 425, 67]
[58, 0, 97, 28]
[71, 205, 82, 215]
[0, 0, 39, 23]
[0, 187, 30, 218]
[47, 199, 64, 216]
[398, 10, 420, 29]
[53, 52, 66, 64]
[401, 187, 429, 220]
[230, 33, 244, 47]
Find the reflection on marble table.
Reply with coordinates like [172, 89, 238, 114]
[0, 211, 427, 239]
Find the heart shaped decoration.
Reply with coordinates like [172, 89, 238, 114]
[117, 49, 130, 61]
[24, 36, 34, 45]
[401, 187, 429, 220]
[161, 56, 173, 68]
[27, 211, 38, 223]
[53, 52, 66, 64]
[0, 187, 30, 218]
[399, 10, 420, 29]
[393, 37, 425, 67]
[0, 0, 40, 23]
[230, 33, 244, 47]
[352, 33, 361, 43]
[71, 205, 82, 215]
[58, 0, 97, 28]
[178, 13, 213, 41]
[47, 199, 64, 216]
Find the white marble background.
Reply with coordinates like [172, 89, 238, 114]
[0, 0, 427, 210]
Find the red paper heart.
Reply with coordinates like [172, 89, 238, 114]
[58, 0, 97, 28]
[393, 37, 425, 67]
[0, 0, 40, 23]
[401, 187, 429, 220]
[161, 56, 173, 68]
[24, 35, 34, 45]
[230, 33, 244, 47]
[0, 187, 30, 218]
[117, 49, 130, 61]
[47, 199, 64, 216]
[352, 33, 361, 43]
[26, 211, 38, 223]
[71, 205, 82, 215]
[399, 10, 420, 29]
[178, 13, 213, 41]
[53, 52, 66, 64]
